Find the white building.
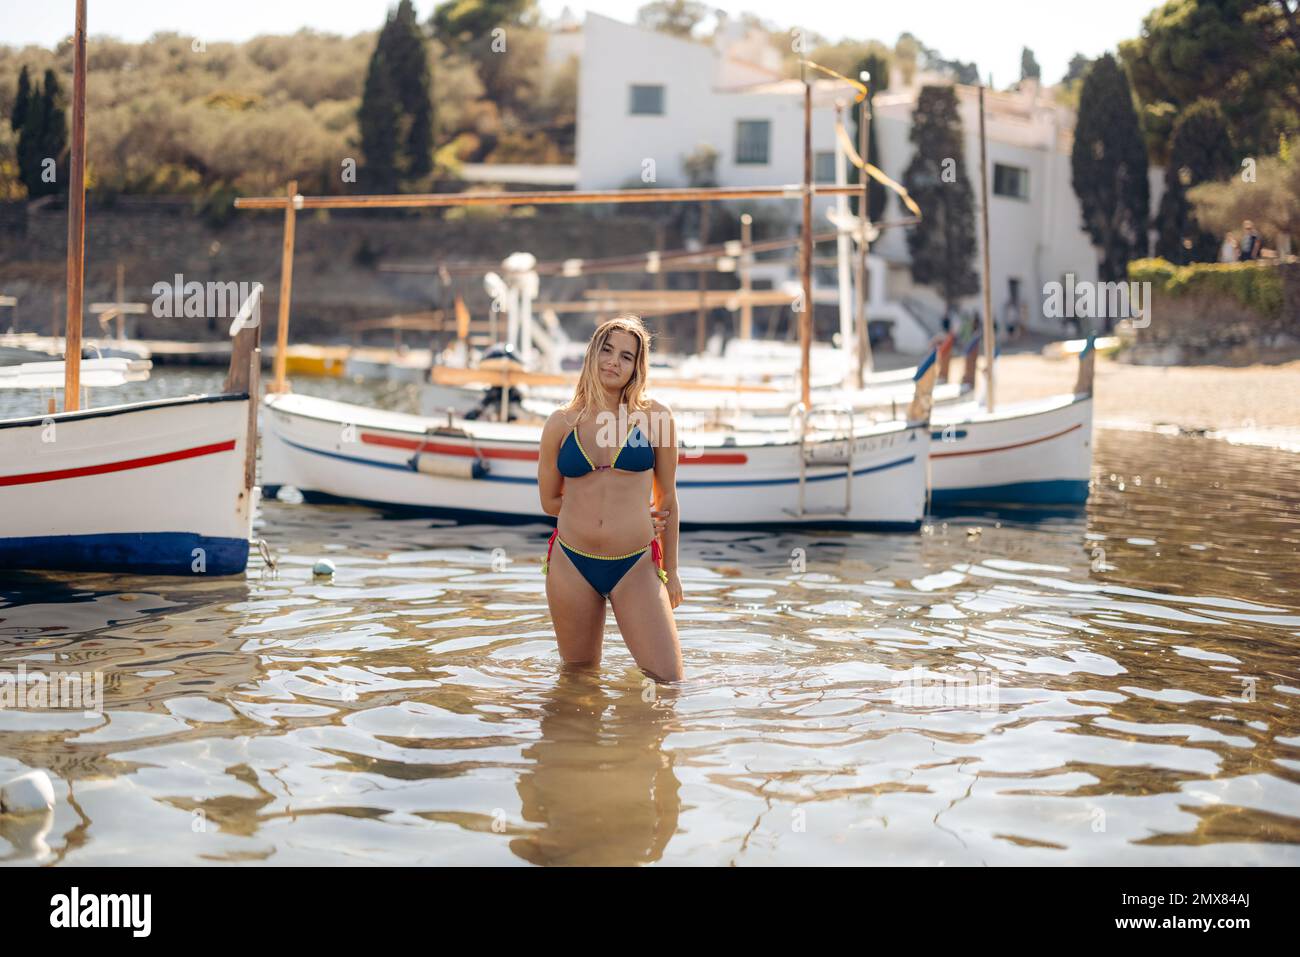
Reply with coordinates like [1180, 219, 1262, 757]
[574, 12, 1161, 341]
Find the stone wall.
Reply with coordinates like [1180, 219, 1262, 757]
[1128, 260, 1299, 363]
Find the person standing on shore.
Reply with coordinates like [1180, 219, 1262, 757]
[1239, 221, 1262, 261]
[1219, 232, 1239, 263]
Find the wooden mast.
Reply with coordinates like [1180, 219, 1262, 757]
[739, 213, 753, 339]
[62, 0, 88, 412]
[855, 69, 874, 386]
[270, 179, 298, 393]
[799, 62, 813, 410]
[977, 83, 995, 413]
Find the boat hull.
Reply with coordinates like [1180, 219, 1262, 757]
[261, 393, 930, 529]
[0, 394, 255, 575]
[929, 395, 1093, 507]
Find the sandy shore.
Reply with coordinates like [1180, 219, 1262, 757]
[983, 352, 1300, 450]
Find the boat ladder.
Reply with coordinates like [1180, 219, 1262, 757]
[788, 402, 855, 518]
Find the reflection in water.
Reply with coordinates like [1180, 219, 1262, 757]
[511, 669, 681, 866]
[0, 426, 1298, 865]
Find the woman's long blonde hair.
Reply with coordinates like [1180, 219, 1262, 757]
[564, 313, 652, 421]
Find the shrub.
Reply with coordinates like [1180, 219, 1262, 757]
[1128, 257, 1284, 320]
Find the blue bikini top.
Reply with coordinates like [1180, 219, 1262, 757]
[557, 423, 655, 477]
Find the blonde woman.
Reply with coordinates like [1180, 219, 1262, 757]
[537, 315, 684, 683]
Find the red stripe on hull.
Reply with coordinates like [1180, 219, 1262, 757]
[931, 423, 1082, 459]
[1, 440, 237, 487]
[361, 431, 747, 465]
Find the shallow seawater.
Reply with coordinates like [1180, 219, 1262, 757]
[2, 373, 1299, 865]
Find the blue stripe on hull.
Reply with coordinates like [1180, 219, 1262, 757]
[284, 488, 921, 532]
[930, 479, 1090, 507]
[0, 532, 249, 576]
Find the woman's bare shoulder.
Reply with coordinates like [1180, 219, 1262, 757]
[542, 408, 576, 439]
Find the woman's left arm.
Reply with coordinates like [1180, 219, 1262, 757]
[651, 402, 682, 609]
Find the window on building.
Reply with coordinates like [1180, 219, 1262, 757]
[993, 163, 1029, 199]
[736, 120, 770, 164]
[629, 84, 664, 116]
[814, 151, 836, 183]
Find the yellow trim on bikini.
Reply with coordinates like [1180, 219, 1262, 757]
[571, 421, 640, 472]
[557, 536, 649, 562]
[571, 428, 597, 471]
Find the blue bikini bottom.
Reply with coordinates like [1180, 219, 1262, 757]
[543, 530, 668, 599]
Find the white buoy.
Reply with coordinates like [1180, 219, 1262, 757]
[312, 558, 335, 577]
[0, 770, 55, 815]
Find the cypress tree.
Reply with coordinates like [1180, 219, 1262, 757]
[10, 65, 31, 133]
[16, 69, 67, 199]
[359, 13, 402, 193]
[902, 85, 979, 316]
[1154, 99, 1235, 264]
[1071, 54, 1150, 283]
[388, 0, 433, 179]
[359, 2, 434, 190]
[1020, 47, 1041, 82]
[38, 69, 68, 194]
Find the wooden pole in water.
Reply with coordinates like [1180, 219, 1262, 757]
[695, 202, 710, 354]
[739, 213, 753, 339]
[977, 83, 995, 414]
[62, 0, 88, 412]
[799, 64, 813, 411]
[115, 261, 125, 340]
[271, 179, 298, 393]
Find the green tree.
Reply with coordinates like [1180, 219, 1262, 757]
[1063, 53, 1091, 85]
[1071, 54, 1150, 284]
[432, 0, 537, 113]
[16, 69, 67, 199]
[902, 85, 979, 315]
[359, 16, 402, 193]
[359, 1, 434, 190]
[894, 33, 920, 86]
[1189, 135, 1298, 250]
[1020, 47, 1041, 82]
[386, 0, 433, 178]
[1154, 99, 1237, 263]
[635, 0, 709, 37]
[849, 52, 890, 224]
[10, 65, 31, 133]
[1118, 0, 1300, 164]
[432, 0, 532, 45]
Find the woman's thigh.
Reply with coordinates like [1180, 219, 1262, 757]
[609, 552, 683, 683]
[545, 539, 608, 666]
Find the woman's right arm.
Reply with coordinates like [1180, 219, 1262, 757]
[537, 412, 566, 516]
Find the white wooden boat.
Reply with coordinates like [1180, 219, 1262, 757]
[344, 346, 434, 383]
[260, 349, 944, 530]
[0, 356, 151, 390]
[0, 1, 260, 579]
[928, 337, 1096, 507]
[0, 295, 262, 577]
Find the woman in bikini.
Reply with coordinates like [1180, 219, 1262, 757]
[538, 314, 684, 683]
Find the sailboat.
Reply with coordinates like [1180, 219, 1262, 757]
[0, 1, 260, 577]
